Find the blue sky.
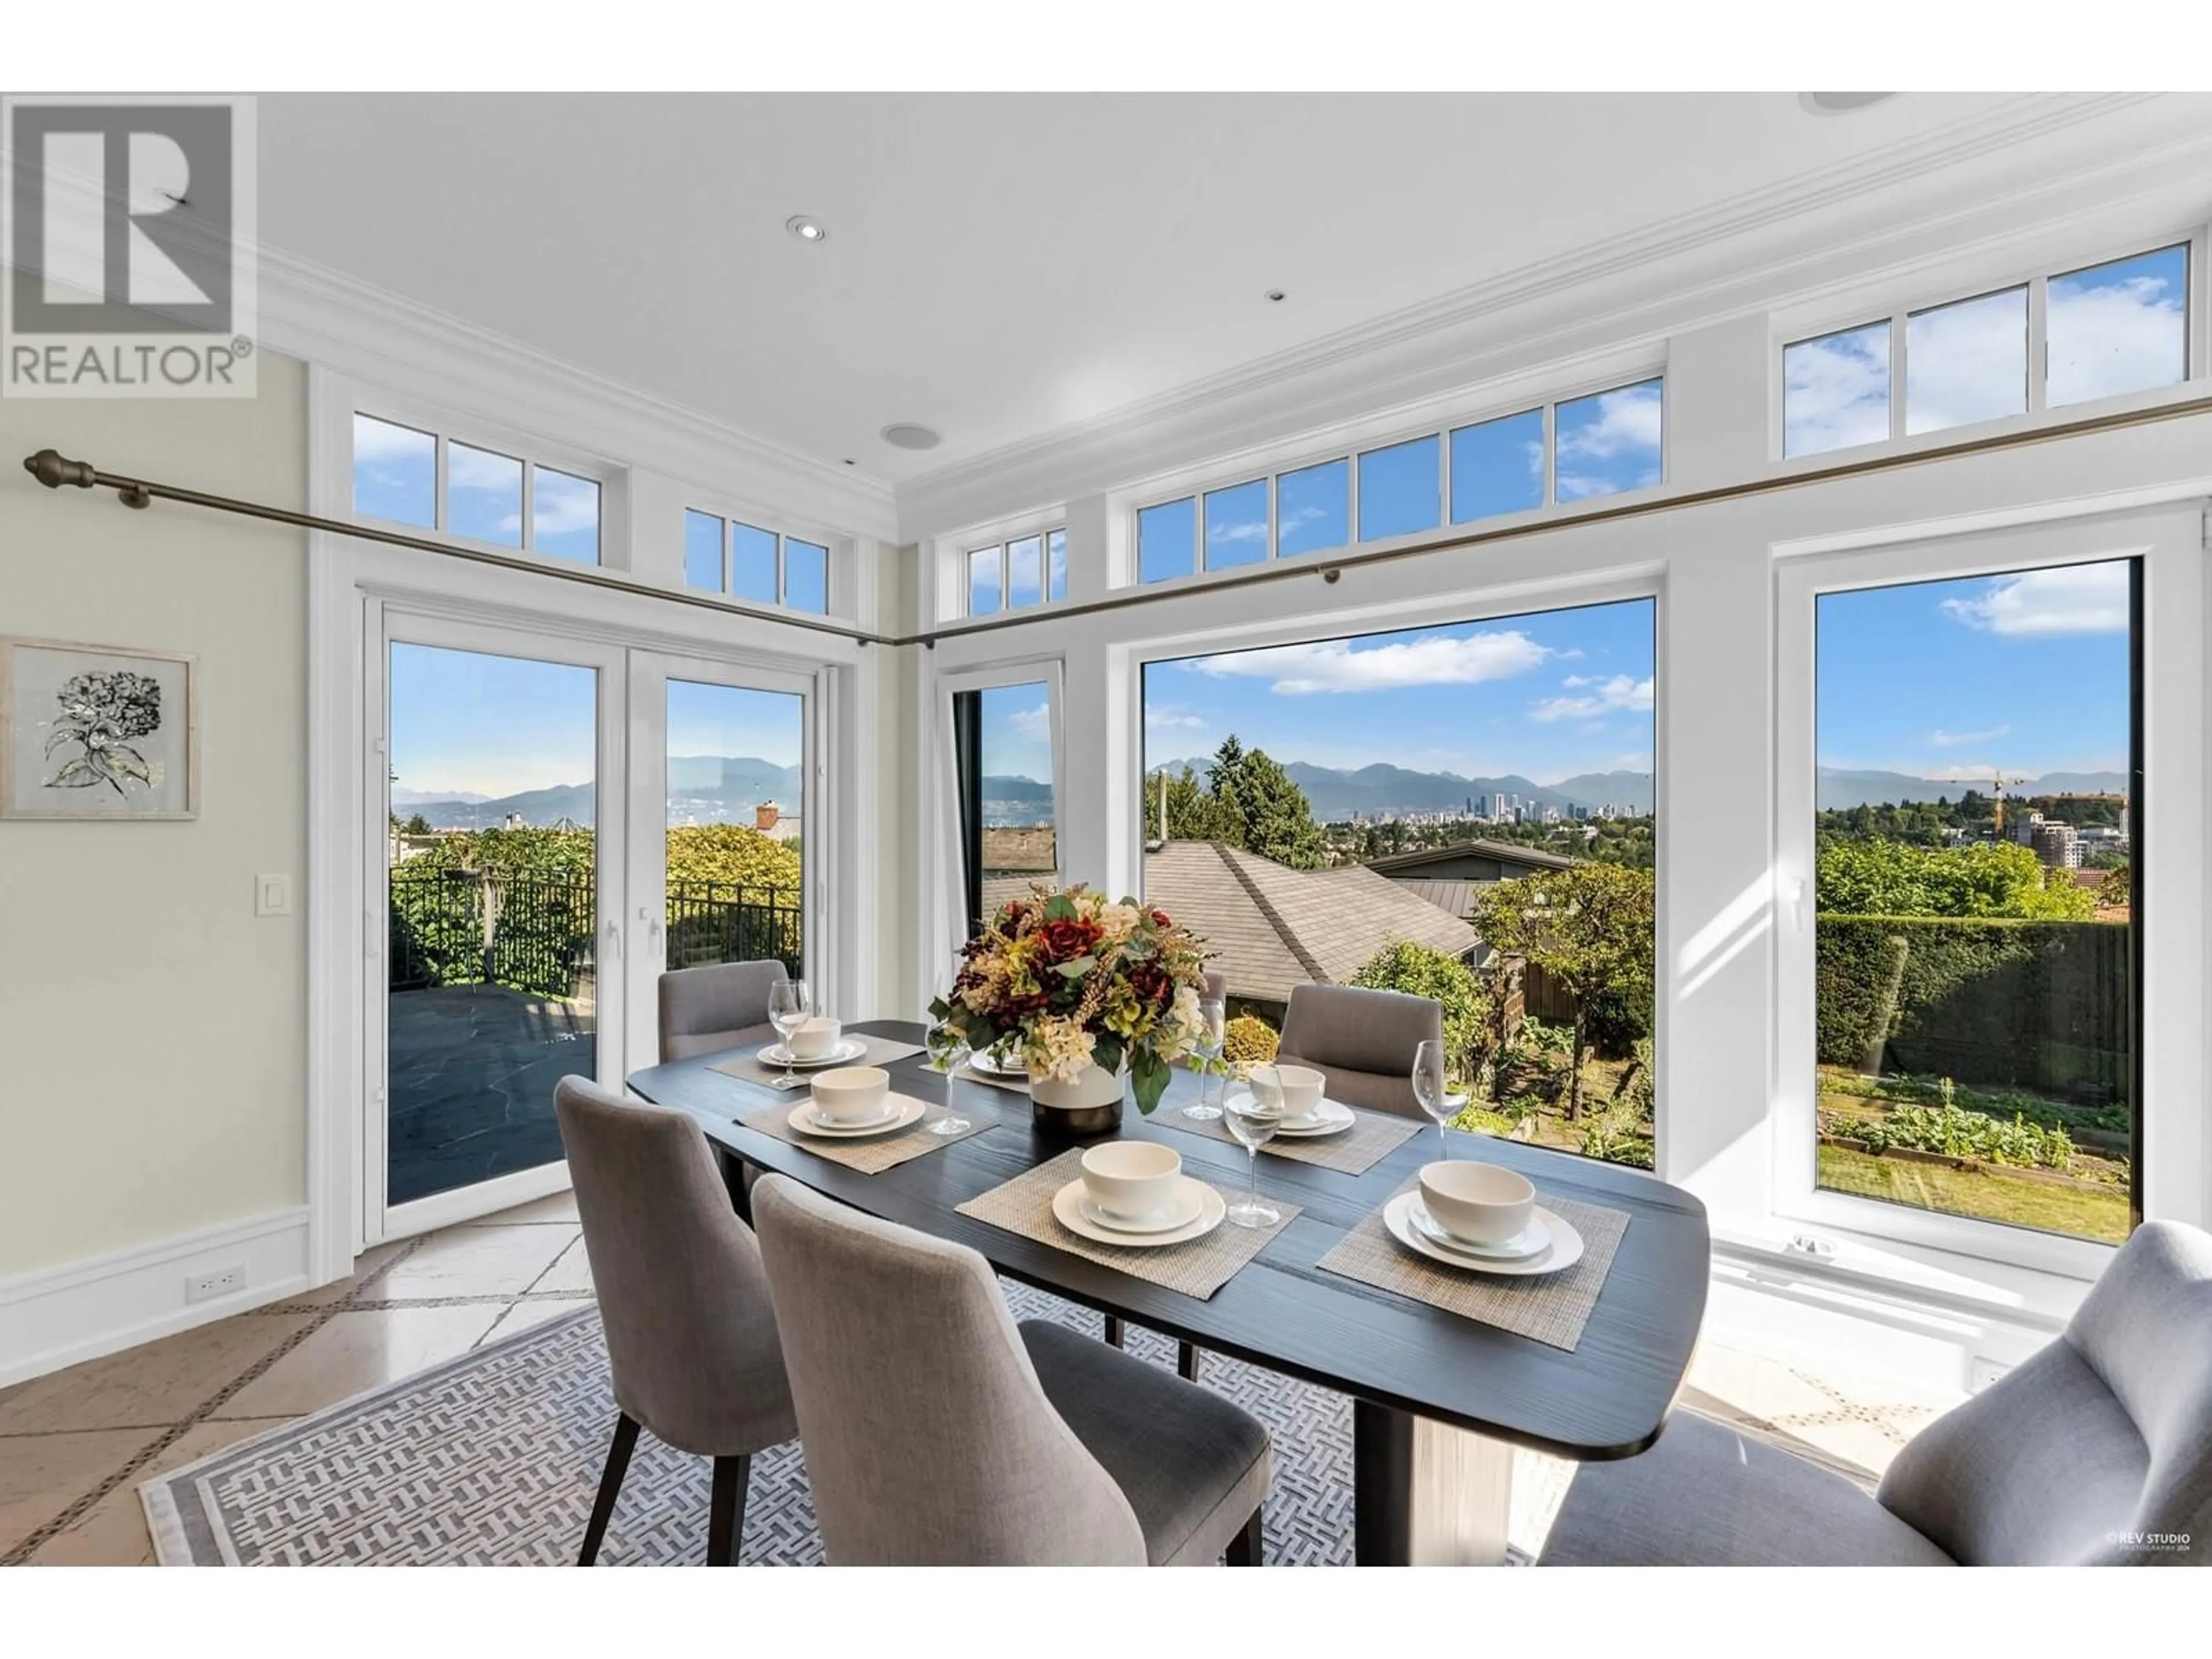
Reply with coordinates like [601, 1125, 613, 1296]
[1817, 562, 2131, 781]
[354, 416, 600, 563]
[389, 646, 801, 802]
[982, 682, 1054, 782]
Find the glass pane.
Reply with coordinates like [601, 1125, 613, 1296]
[1138, 497, 1197, 584]
[447, 442, 524, 547]
[352, 414, 436, 528]
[1813, 561, 2134, 1243]
[1906, 287, 2027, 435]
[1047, 529, 1068, 601]
[664, 680, 805, 980]
[683, 510, 725, 592]
[979, 681, 1058, 915]
[1007, 535, 1044, 607]
[968, 546, 1002, 616]
[786, 538, 830, 613]
[1141, 599, 1657, 1170]
[1554, 378, 1664, 501]
[732, 524, 779, 605]
[1276, 458, 1350, 558]
[532, 467, 600, 564]
[1784, 321, 1891, 459]
[2047, 245, 2188, 408]
[385, 643, 597, 1206]
[1358, 434, 1441, 542]
[1203, 479, 1270, 570]
[1449, 409, 1545, 523]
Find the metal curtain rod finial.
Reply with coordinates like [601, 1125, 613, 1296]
[24, 448, 97, 491]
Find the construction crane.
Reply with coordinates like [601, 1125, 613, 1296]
[1988, 772, 2031, 839]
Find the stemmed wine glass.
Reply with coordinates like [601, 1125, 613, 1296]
[925, 1018, 973, 1138]
[1411, 1039, 1451, 1153]
[1224, 1066, 1285, 1228]
[767, 978, 811, 1085]
[1183, 994, 1228, 1122]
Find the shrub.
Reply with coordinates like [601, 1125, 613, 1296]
[1351, 940, 1490, 1084]
[1222, 1013, 1279, 1067]
[1824, 1101, 2074, 1170]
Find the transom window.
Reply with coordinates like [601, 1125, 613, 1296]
[684, 508, 831, 615]
[351, 413, 602, 565]
[1134, 376, 1664, 584]
[1783, 243, 2192, 459]
[967, 529, 1068, 617]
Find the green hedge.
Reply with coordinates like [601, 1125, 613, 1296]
[1816, 915, 2128, 1104]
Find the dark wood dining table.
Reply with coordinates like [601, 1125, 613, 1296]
[627, 1018, 1711, 1565]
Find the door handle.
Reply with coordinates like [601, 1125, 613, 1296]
[603, 920, 622, 960]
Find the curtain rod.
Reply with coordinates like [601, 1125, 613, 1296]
[22, 392, 2212, 652]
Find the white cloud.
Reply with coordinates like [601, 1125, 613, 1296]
[353, 416, 431, 461]
[1006, 702, 1052, 741]
[532, 469, 600, 536]
[1939, 563, 2128, 636]
[1207, 517, 1267, 546]
[1145, 707, 1207, 730]
[1529, 674, 1653, 722]
[1188, 629, 1552, 694]
[2048, 268, 2186, 406]
[1904, 289, 2027, 433]
[446, 444, 521, 492]
[1785, 323, 1889, 457]
[1554, 382, 1662, 501]
[1929, 724, 2011, 748]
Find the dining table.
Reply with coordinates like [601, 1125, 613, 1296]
[627, 1018, 1712, 1566]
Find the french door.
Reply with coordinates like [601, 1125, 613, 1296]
[366, 613, 819, 1244]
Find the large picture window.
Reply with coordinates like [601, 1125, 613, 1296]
[1141, 599, 1657, 1168]
[1812, 560, 2137, 1242]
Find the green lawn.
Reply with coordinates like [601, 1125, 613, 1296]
[1816, 1143, 2127, 1243]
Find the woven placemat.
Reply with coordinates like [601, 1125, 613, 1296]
[950, 1061, 1031, 1095]
[1315, 1176, 1630, 1352]
[1158, 1099, 1426, 1176]
[736, 1093, 993, 1174]
[956, 1146, 1298, 1300]
[710, 1031, 926, 1088]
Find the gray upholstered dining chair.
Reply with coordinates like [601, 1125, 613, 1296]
[1275, 983, 1445, 1118]
[750, 1173, 1274, 1566]
[1540, 1219, 2212, 1566]
[554, 1076, 797, 1566]
[657, 959, 790, 1062]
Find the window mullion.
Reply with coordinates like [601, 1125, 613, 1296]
[2027, 276, 2050, 416]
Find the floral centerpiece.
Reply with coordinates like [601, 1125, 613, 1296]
[929, 882, 1211, 1128]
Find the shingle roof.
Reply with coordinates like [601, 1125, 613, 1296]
[1364, 838, 1576, 874]
[1142, 840, 1480, 1005]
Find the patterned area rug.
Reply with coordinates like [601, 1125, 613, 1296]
[145, 1285, 1386, 1566]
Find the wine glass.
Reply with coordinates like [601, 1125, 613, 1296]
[1183, 995, 1228, 1122]
[1411, 1039, 1451, 1152]
[1224, 1066, 1284, 1228]
[767, 979, 810, 1085]
[925, 1018, 972, 1138]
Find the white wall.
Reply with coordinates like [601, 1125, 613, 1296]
[0, 359, 311, 1298]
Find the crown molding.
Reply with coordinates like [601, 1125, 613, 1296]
[251, 240, 900, 543]
[896, 92, 2207, 540]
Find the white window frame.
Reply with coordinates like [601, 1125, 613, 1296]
[961, 525, 1069, 619]
[1772, 503, 2209, 1281]
[348, 392, 627, 570]
[1777, 226, 2212, 462]
[679, 501, 839, 616]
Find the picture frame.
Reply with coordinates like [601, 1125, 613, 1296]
[0, 637, 199, 821]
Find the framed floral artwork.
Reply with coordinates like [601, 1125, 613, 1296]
[1, 638, 198, 820]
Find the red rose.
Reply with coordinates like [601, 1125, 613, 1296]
[1150, 908, 1171, 927]
[1040, 916, 1101, 962]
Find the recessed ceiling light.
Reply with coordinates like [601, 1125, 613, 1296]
[1266, 290, 1286, 303]
[1800, 92, 1896, 116]
[785, 214, 828, 243]
[881, 423, 941, 451]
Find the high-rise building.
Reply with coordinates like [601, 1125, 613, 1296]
[2031, 820, 2082, 869]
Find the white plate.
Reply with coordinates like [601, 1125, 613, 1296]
[1223, 1091, 1356, 1138]
[1382, 1192, 1584, 1277]
[969, 1048, 1028, 1078]
[760, 1037, 869, 1069]
[1052, 1176, 1225, 1248]
[786, 1094, 929, 1139]
[1408, 1201, 1549, 1261]
[1078, 1183, 1207, 1236]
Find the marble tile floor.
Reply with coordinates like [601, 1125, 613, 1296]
[0, 1185, 1961, 1566]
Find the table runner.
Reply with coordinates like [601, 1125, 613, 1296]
[955, 1146, 1298, 1300]
[1315, 1176, 1630, 1352]
[710, 1031, 926, 1088]
[1158, 1100, 1426, 1176]
[736, 1092, 993, 1174]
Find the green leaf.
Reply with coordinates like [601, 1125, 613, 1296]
[1053, 955, 1094, 979]
[1043, 893, 1077, 922]
[1131, 1047, 1169, 1114]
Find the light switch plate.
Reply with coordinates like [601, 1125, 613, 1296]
[256, 874, 293, 917]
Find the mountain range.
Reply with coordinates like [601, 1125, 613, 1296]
[397, 756, 802, 830]
[1146, 758, 1654, 819]
[1813, 768, 2127, 813]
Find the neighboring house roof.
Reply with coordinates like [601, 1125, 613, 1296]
[1142, 839, 1480, 1006]
[1363, 838, 1577, 876]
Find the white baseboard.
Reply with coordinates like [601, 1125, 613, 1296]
[0, 1208, 320, 1389]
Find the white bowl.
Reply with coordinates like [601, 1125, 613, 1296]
[1254, 1063, 1326, 1124]
[810, 1065, 890, 1125]
[1079, 1141, 1183, 1222]
[1417, 1160, 1535, 1247]
[788, 1015, 843, 1059]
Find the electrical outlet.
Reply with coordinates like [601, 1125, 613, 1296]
[186, 1264, 245, 1302]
